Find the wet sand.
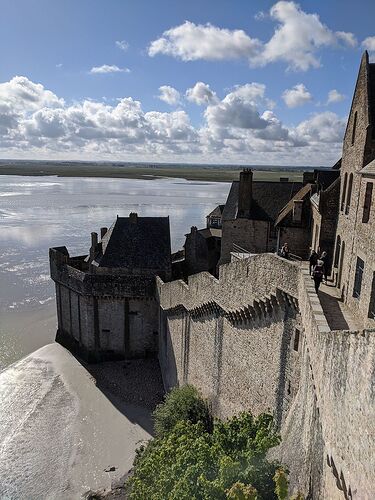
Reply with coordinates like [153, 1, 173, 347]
[0, 302, 57, 369]
[0, 343, 163, 499]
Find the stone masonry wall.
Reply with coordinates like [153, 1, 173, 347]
[157, 253, 375, 499]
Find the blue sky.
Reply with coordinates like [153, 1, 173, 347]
[1, 0, 375, 165]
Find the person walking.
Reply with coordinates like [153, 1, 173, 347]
[320, 251, 329, 283]
[312, 260, 325, 293]
[309, 250, 318, 275]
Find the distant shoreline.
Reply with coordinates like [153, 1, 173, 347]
[0, 162, 318, 183]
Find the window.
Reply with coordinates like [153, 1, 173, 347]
[351, 111, 357, 145]
[345, 173, 353, 214]
[293, 329, 300, 351]
[368, 273, 375, 319]
[362, 182, 373, 223]
[334, 235, 341, 268]
[353, 257, 364, 298]
[341, 173, 348, 211]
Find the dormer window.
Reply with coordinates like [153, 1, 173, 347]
[351, 111, 357, 145]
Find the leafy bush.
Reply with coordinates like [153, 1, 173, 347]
[153, 384, 212, 438]
[127, 411, 284, 499]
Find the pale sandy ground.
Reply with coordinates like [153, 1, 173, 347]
[0, 343, 163, 499]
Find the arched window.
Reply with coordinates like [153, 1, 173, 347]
[341, 173, 348, 211]
[345, 173, 353, 214]
[351, 111, 357, 145]
[334, 235, 341, 268]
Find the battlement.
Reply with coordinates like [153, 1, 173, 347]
[157, 253, 375, 498]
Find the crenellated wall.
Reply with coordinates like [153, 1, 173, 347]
[157, 253, 375, 499]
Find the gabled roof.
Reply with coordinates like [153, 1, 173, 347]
[359, 158, 375, 176]
[97, 215, 171, 270]
[207, 205, 225, 218]
[275, 183, 312, 226]
[222, 181, 303, 223]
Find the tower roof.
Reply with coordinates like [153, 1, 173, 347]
[97, 214, 171, 271]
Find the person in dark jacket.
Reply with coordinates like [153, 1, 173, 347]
[309, 250, 318, 275]
[280, 243, 290, 259]
[312, 260, 324, 292]
[320, 251, 329, 283]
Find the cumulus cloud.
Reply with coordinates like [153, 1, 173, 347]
[0, 75, 346, 165]
[148, 1, 356, 71]
[259, 1, 355, 70]
[282, 84, 312, 108]
[185, 82, 218, 105]
[362, 36, 375, 54]
[89, 65, 130, 74]
[148, 20, 261, 61]
[157, 85, 181, 106]
[293, 111, 346, 143]
[327, 89, 345, 104]
[335, 31, 357, 48]
[115, 40, 129, 51]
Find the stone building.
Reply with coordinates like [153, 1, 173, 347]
[184, 226, 222, 276]
[50, 213, 171, 361]
[331, 51, 375, 328]
[206, 204, 224, 228]
[219, 169, 305, 264]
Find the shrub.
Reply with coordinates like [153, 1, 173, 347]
[127, 410, 283, 499]
[153, 384, 212, 438]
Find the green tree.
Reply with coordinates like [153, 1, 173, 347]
[127, 413, 283, 499]
[153, 384, 212, 438]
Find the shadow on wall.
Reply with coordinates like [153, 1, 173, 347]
[78, 356, 165, 435]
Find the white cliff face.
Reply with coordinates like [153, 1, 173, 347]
[0, 343, 152, 499]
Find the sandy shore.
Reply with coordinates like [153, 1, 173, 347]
[0, 343, 164, 499]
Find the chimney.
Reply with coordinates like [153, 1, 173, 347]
[292, 200, 303, 223]
[238, 168, 253, 218]
[90, 232, 98, 259]
[100, 227, 108, 239]
[129, 212, 138, 224]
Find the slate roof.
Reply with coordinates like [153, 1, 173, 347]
[222, 181, 303, 222]
[198, 228, 222, 239]
[275, 183, 312, 226]
[207, 205, 225, 218]
[359, 159, 375, 176]
[97, 215, 171, 270]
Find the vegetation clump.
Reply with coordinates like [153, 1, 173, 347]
[126, 385, 302, 499]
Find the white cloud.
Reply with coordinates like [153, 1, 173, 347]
[115, 40, 129, 51]
[186, 82, 218, 105]
[0, 75, 346, 165]
[56, 63, 63, 68]
[293, 111, 346, 143]
[148, 2, 357, 71]
[89, 65, 130, 74]
[362, 36, 375, 54]
[157, 85, 181, 106]
[259, 1, 355, 71]
[148, 20, 261, 61]
[335, 31, 357, 48]
[327, 89, 345, 104]
[282, 84, 312, 108]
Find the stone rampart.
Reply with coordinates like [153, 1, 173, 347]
[157, 253, 375, 499]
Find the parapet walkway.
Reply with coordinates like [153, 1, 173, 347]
[303, 263, 360, 331]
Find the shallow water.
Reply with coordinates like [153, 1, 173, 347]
[0, 175, 229, 367]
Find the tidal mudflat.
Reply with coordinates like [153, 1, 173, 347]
[0, 174, 230, 368]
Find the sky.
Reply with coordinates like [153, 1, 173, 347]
[1, 0, 375, 166]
